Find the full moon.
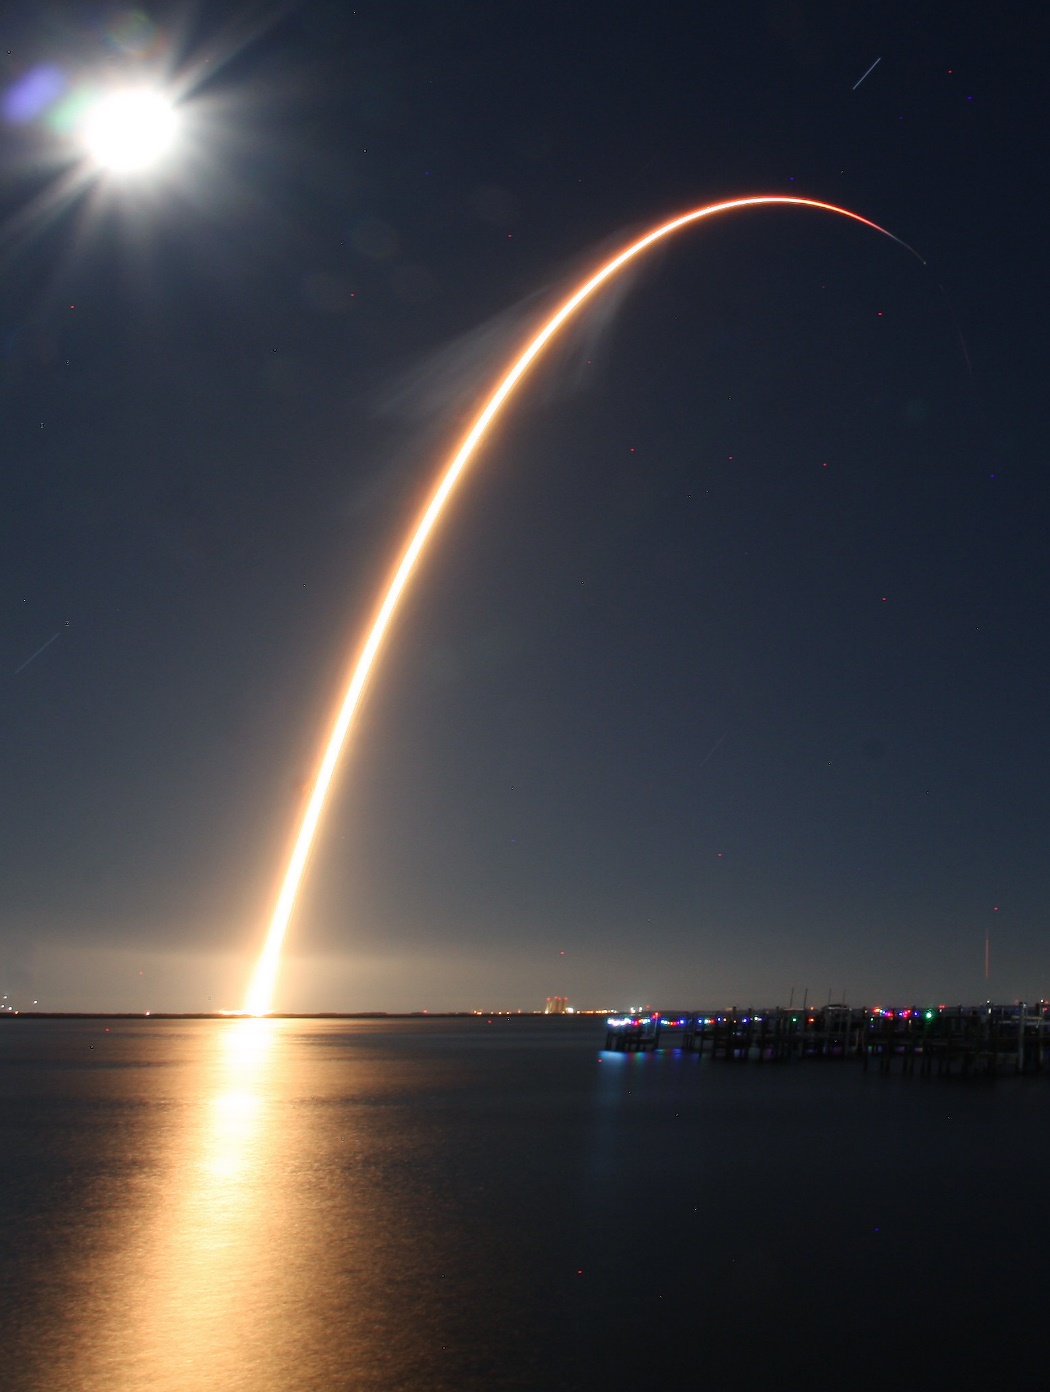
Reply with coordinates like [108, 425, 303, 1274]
[81, 90, 178, 173]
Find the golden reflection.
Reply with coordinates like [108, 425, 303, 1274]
[194, 1017, 272, 1184]
[73, 1018, 291, 1390]
[33, 1020, 517, 1390]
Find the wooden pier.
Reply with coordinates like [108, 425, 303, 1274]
[603, 1003, 1050, 1076]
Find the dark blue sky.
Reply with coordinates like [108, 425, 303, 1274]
[1, 1, 1045, 1011]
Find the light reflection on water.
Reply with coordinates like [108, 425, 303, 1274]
[3, 1017, 540, 1392]
[44, 1019, 313, 1388]
[87, 1018, 285, 1387]
[4, 1015, 1050, 1389]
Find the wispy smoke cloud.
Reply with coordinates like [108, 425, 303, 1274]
[378, 233, 643, 423]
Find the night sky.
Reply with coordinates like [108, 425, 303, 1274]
[1, 1, 1045, 1013]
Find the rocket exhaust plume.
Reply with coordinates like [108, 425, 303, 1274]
[243, 195, 923, 1015]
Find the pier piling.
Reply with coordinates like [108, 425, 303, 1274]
[603, 1002, 1050, 1076]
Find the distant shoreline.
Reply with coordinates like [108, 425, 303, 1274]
[0, 1011, 605, 1021]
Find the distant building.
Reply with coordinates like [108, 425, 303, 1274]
[545, 996, 569, 1015]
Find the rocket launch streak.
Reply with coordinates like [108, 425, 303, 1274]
[243, 195, 922, 1015]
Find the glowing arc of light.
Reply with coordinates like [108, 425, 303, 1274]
[243, 195, 922, 1015]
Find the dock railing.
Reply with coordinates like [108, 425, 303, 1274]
[603, 1002, 1050, 1074]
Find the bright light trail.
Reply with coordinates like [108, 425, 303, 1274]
[243, 195, 923, 1015]
[852, 57, 882, 91]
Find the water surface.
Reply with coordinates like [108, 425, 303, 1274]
[1, 1016, 1043, 1388]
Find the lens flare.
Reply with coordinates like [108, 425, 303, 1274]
[81, 89, 177, 172]
[243, 195, 923, 1015]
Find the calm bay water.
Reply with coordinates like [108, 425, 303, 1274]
[0, 1015, 1045, 1389]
